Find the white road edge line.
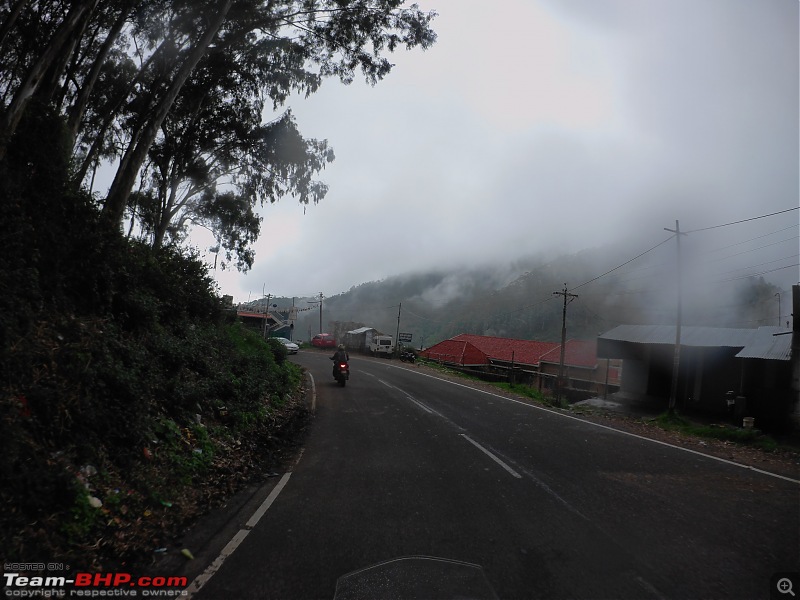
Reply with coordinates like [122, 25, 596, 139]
[245, 472, 292, 528]
[384, 364, 800, 485]
[308, 372, 316, 413]
[184, 472, 292, 599]
[461, 434, 522, 479]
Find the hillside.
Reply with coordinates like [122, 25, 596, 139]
[0, 108, 310, 571]
[292, 246, 789, 347]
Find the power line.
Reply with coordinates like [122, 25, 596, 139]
[684, 207, 799, 233]
[704, 223, 799, 255]
[714, 262, 800, 284]
[716, 253, 800, 276]
[705, 235, 799, 264]
[571, 235, 675, 291]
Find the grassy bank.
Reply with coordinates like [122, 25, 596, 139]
[652, 412, 779, 452]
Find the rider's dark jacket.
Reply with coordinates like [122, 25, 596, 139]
[332, 349, 349, 363]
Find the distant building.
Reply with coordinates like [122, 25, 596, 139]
[236, 307, 281, 336]
[421, 334, 558, 370]
[343, 327, 381, 353]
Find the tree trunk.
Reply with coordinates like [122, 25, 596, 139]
[0, 0, 29, 53]
[66, 3, 131, 142]
[0, 0, 99, 162]
[33, 14, 92, 110]
[71, 37, 169, 189]
[101, 0, 233, 227]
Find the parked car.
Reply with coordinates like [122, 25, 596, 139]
[311, 333, 337, 348]
[274, 337, 299, 354]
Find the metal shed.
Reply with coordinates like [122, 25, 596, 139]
[598, 324, 793, 421]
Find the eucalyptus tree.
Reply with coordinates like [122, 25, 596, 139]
[135, 104, 333, 271]
[1, 0, 437, 251]
[0, 0, 102, 160]
[100, 0, 437, 227]
[123, 19, 335, 270]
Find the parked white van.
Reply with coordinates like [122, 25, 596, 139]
[369, 335, 394, 356]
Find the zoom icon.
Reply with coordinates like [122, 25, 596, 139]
[772, 573, 800, 599]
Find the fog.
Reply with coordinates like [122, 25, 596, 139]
[208, 0, 799, 306]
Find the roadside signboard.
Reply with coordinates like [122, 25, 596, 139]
[398, 333, 413, 343]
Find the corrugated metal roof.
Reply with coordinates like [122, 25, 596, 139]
[735, 327, 792, 360]
[599, 325, 792, 361]
[599, 325, 752, 347]
[346, 327, 377, 335]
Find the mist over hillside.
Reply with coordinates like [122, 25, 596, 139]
[286, 240, 791, 347]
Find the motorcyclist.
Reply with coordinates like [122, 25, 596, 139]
[331, 344, 349, 378]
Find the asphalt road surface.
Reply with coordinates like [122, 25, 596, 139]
[189, 351, 799, 599]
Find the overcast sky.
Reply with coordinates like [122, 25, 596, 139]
[206, 0, 799, 303]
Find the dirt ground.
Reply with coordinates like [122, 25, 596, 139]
[409, 362, 800, 482]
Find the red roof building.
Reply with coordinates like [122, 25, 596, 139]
[539, 339, 621, 390]
[539, 339, 599, 369]
[420, 334, 621, 397]
[451, 334, 559, 367]
[420, 338, 489, 366]
[420, 334, 559, 368]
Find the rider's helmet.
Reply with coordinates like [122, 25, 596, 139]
[338, 344, 345, 350]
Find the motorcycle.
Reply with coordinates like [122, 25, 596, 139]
[332, 359, 350, 387]
[399, 350, 416, 363]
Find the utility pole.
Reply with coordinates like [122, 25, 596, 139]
[318, 292, 323, 334]
[395, 302, 402, 355]
[664, 220, 687, 414]
[553, 284, 578, 403]
[775, 293, 781, 327]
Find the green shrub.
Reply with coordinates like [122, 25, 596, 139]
[653, 412, 778, 451]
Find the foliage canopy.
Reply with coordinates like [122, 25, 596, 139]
[0, 0, 437, 269]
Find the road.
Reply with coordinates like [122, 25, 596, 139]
[189, 350, 799, 599]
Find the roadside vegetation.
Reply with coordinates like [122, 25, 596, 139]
[0, 108, 308, 570]
[652, 411, 779, 452]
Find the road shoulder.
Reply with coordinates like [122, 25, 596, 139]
[399, 361, 800, 481]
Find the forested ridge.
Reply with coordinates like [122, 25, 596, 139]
[292, 253, 788, 349]
[0, 0, 436, 570]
